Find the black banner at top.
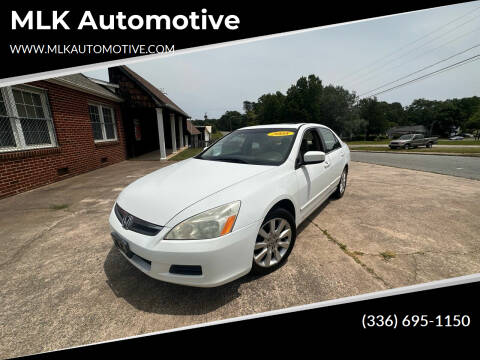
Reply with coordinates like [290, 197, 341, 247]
[0, 1, 468, 80]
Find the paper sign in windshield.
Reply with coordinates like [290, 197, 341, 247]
[267, 131, 294, 137]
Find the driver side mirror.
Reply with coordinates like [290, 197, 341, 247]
[303, 151, 325, 165]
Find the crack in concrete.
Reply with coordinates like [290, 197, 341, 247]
[412, 253, 419, 283]
[360, 248, 480, 258]
[307, 218, 391, 289]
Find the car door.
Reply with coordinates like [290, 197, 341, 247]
[294, 128, 332, 217]
[317, 127, 344, 190]
[414, 134, 424, 147]
[412, 134, 419, 147]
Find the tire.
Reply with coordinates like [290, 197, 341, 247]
[404, 144, 410, 150]
[333, 167, 348, 199]
[426, 142, 432, 148]
[251, 208, 296, 275]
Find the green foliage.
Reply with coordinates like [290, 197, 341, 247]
[191, 75, 480, 139]
[465, 108, 480, 130]
[465, 107, 480, 139]
[358, 97, 388, 138]
[404, 97, 480, 137]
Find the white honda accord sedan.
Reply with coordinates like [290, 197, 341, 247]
[109, 123, 350, 287]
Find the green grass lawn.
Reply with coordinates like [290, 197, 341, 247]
[437, 140, 480, 145]
[347, 139, 480, 145]
[169, 147, 203, 161]
[346, 140, 391, 145]
[351, 146, 480, 154]
[211, 132, 224, 141]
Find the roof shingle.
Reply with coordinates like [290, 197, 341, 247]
[186, 120, 201, 135]
[118, 66, 189, 118]
[49, 73, 122, 102]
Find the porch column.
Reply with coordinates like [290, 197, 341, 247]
[184, 135, 188, 147]
[177, 115, 184, 148]
[156, 108, 167, 160]
[170, 113, 177, 153]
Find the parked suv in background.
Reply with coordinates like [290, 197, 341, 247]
[389, 134, 438, 149]
[110, 123, 350, 287]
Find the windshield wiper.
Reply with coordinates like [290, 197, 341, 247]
[210, 157, 248, 164]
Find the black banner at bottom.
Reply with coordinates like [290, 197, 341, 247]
[25, 278, 478, 358]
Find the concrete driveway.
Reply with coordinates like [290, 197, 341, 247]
[1, 160, 479, 358]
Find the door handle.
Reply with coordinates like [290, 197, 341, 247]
[324, 161, 331, 169]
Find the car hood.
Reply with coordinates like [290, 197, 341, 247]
[116, 158, 273, 226]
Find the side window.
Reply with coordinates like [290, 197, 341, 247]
[299, 129, 323, 160]
[318, 128, 341, 153]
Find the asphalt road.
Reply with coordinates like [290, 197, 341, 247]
[351, 151, 480, 180]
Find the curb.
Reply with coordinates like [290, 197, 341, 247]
[350, 150, 480, 158]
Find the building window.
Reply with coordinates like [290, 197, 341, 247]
[0, 86, 57, 152]
[88, 104, 117, 142]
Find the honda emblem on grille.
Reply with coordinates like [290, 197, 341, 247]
[122, 214, 134, 230]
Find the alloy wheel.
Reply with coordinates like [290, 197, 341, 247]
[254, 218, 292, 268]
[339, 170, 347, 194]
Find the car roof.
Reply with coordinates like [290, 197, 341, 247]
[239, 123, 328, 130]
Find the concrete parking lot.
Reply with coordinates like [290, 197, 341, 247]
[1, 160, 479, 358]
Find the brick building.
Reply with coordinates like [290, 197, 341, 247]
[0, 74, 126, 198]
[0, 67, 195, 199]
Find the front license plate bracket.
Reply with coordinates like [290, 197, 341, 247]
[111, 233, 134, 258]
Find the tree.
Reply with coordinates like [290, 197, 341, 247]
[217, 111, 246, 131]
[192, 75, 479, 140]
[243, 101, 257, 126]
[283, 75, 323, 123]
[318, 85, 357, 135]
[253, 92, 285, 125]
[358, 97, 388, 139]
[380, 101, 406, 127]
[342, 113, 367, 140]
[465, 108, 480, 140]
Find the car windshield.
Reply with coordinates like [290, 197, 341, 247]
[197, 128, 298, 165]
[398, 134, 415, 140]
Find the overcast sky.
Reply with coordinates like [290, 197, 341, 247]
[85, 1, 480, 120]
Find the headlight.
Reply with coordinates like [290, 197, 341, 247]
[165, 201, 241, 240]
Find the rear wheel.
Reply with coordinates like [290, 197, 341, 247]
[333, 167, 348, 199]
[251, 208, 296, 275]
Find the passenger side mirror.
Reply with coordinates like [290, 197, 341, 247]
[303, 151, 325, 165]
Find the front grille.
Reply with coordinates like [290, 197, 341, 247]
[114, 203, 164, 236]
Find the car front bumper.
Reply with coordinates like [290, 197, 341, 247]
[109, 209, 261, 287]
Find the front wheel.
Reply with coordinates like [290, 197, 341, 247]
[426, 142, 432, 148]
[251, 208, 296, 275]
[404, 144, 411, 150]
